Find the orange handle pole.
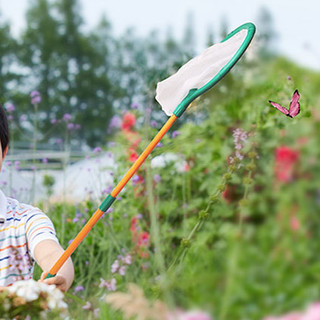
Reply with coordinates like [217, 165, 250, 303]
[111, 114, 178, 197]
[47, 114, 178, 277]
[48, 208, 104, 276]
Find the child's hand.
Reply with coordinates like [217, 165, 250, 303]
[39, 272, 68, 292]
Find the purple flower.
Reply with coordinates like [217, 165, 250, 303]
[108, 278, 116, 291]
[153, 174, 161, 183]
[111, 260, 119, 273]
[67, 123, 75, 130]
[102, 185, 113, 195]
[151, 120, 158, 128]
[20, 115, 27, 122]
[106, 207, 113, 214]
[108, 115, 122, 130]
[119, 266, 126, 276]
[42, 157, 48, 163]
[30, 91, 41, 105]
[51, 119, 57, 124]
[68, 239, 74, 245]
[74, 285, 85, 293]
[99, 278, 116, 291]
[122, 254, 132, 265]
[172, 131, 181, 138]
[93, 147, 102, 153]
[132, 175, 140, 186]
[131, 102, 139, 109]
[14, 161, 20, 170]
[233, 128, 248, 150]
[230, 128, 248, 165]
[63, 113, 72, 122]
[156, 142, 163, 148]
[6, 103, 15, 113]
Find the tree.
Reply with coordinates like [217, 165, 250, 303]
[256, 6, 277, 58]
[18, 0, 62, 126]
[0, 12, 20, 103]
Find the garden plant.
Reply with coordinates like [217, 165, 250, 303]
[0, 3, 320, 320]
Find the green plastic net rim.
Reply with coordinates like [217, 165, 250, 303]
[173, 22, 256, 117]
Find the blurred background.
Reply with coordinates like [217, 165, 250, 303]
[0, 1, 320, 319]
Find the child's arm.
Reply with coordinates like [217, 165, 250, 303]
[34, 239, 74, 292]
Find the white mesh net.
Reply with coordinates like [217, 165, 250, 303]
[155, 29, 248, 116]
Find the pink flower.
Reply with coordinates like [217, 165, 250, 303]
[264, 314, 301, 320]
[290, 216, 300, 232]
[301, 303, 320, 320]
[274, 146, 299, 183]
[169, 310, 213, 320]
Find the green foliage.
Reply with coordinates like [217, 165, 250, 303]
[33, 55, 320, 320]
[3, 0, 195, 148]
[2, 2, 320, 319]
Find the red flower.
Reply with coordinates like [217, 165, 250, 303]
[129, 149, 139, 163]
[222, 186, 232, 204]
[137, 231, 149, 247]
[129, 217, 150, 258]
[130, 216, 138, 234]
[274, 146, 299, 183]
[121, 112, 136, 131]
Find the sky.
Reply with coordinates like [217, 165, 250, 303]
[0, 0, 319, 70]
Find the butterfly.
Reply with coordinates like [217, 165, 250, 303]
[269, 90, 300, 118]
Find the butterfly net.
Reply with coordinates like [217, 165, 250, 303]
[156, 26, 252, 116]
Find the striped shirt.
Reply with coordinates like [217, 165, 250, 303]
[0, 189, 59, 286]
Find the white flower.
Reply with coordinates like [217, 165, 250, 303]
[7, 279, 67, 311]
[8, 279, 41, 301]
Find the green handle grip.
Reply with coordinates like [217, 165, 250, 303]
[45, 272, 55, 279]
